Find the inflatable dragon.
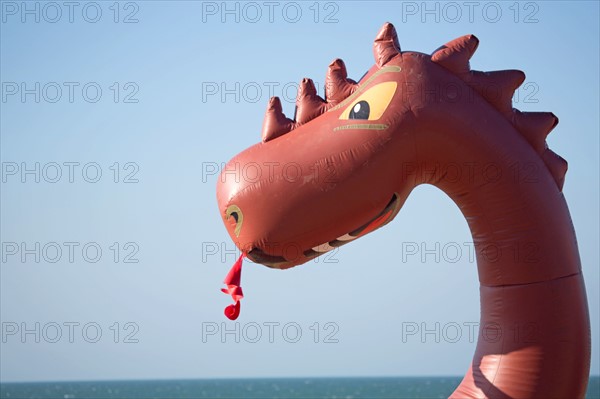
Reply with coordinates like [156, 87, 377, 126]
[216, 23, 591, 398]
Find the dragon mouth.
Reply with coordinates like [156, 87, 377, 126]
[247, 193, 400, 268]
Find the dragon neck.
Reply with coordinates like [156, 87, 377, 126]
[403, 99, 590, 398]
[407, 87, 580, 285]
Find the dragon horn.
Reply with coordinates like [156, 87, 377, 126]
[325, 58, 358, 106]
[373, 22, 400, 67]
[261, 97, 295, 143]
[511, 111, 558, 154]
[295, 78, 327, 125]
[432, 34, 479, 74]
[466, 69, 526, 117]
[542, 148, 568, 190]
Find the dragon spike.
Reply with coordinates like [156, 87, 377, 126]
[512, 111, 559, 154]
[325, 58, 358, 105]
[542, 148, 568, 190]
[431, 34, 479, 75]
[373, 22, 400, 67]
[467, 70, 526, 116]
[295, 78, 327, 125]
[261, 96, 295, 143]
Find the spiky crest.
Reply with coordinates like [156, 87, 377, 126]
[295, 78, 328, 124]
[261, 97, 295, 142]
[260, 62, 358, 142]
[325, 59, 358, 105]
[511, 110, 558, 154]
[373, 22, 401, 67]
[431, 34, 479, 74]
[261, 23, 567, 190]
[260, 25, 397, 143]
[431, 34, 567, 190]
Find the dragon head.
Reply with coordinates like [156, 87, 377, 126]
[217, 23, 420, 269]
[217, 22, 559, 270]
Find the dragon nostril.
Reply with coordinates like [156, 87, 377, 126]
[225, 205, 243, 237]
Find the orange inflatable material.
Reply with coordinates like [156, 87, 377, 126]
[216, 23, 591, 398]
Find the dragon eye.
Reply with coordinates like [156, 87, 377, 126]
[349, 101, 370, 119]
[339, 81, 397, 121]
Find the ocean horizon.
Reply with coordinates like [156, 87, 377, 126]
[1, 376, 599, 399]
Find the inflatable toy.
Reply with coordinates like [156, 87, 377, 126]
[216, 23, 591, 398]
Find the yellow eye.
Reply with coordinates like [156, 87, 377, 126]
[339, 82, 397, 121]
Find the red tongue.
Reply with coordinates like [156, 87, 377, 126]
[221, 254, 244, 320]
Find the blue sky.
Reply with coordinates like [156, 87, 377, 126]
[1, 1, 598, 382]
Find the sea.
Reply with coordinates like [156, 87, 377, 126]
[1, 376, 599, 399]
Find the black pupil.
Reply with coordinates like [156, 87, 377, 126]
[230, 212, 239, 223]
[349, 100, 370, 120]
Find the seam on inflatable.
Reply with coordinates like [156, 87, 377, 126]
[480, 271, 582, 288]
